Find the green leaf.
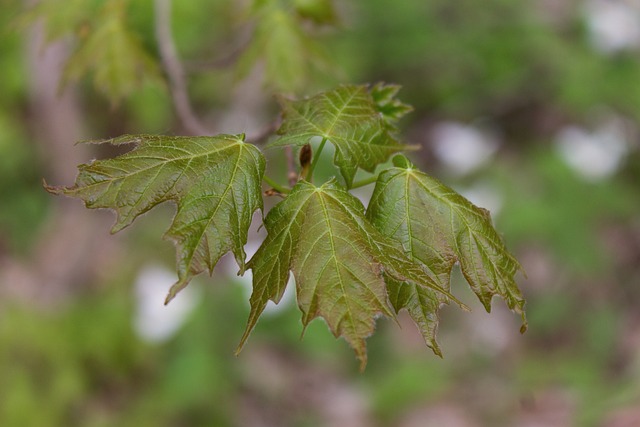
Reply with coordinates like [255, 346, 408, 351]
[237, 4, 332, 92]
[238, 179, 463, 369]
[294, 0, 338, 25]
[45, 134, 265, 303]
[370, 82, 414, 128]
[62, 0, 163, 105]
[367, 155, 527, 352]
[269, 85, 414, 187]
[17, 0, 99, 42]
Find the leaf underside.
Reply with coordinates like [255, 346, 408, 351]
[45, 134, 265, 303]
[366, 155, 527, 355]
[238, 179, 460, 369]
[269, 84, 412, 186]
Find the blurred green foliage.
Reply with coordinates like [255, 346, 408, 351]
[496, 150, 639, 273]
[61, 0, 163, 105]
[236, 0, 334, 92]
[0, 9, 49, 253]
[338, 0, 640, 123]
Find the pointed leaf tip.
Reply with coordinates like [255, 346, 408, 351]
[164, 293, 174, 306]
[235, 332, 250, 356]
[164, 279, 188, 306]
[357, 351, 368, 372]
[428, 337, 443, 358]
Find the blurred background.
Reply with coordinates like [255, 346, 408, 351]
[1, 0, 640, 426]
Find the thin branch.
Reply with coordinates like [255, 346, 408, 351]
[154, 0, 210, 135]
[263, 175, 291, 194]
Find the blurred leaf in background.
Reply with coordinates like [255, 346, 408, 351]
[62, 0, 164, 105]
[236, 0, 337, 93]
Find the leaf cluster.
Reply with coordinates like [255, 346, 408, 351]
[46, 84, 525, 368]
[20, 0, 339, 104]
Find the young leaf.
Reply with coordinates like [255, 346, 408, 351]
[294, 0, 338, 25]
[370, 82, 414, 128]
[237, 3, 332, 92]
[62, 0, 163, 105]
[269, 84, 414, 187]
[366, 155, 527, 351]
[45, 134, 265, 303]
[18, 0, 98, 42]
[237, 179, 463, 369]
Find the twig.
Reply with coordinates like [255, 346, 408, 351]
[263, 175, 291, 194]
[154, 0, 210, 135]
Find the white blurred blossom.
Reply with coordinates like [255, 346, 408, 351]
[236, 269, 296, 316]
[555, 121, 629, 181]
[133, 264, 199, 343]
[585, 0, 640, 53]
[236, 240, 296, 316]
[457, 182, 504, 217]
[431, 122, 500, 175]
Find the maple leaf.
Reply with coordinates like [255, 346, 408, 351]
[62, 0, 163, 105]
[237, 3, 332, 92]
[370, 82, 414, 128]
[45, 134, 265, 303]
[237, 179, 464, 369]
[366, 155, 527, 353]
[269, 84, 415, 187]
[18, 0, 97, 42]
[294, 0, 338, 25]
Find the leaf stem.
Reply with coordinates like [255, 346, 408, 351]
[350, 174, 379, 189]
[263, 175, 291, 194]
[307, 137, 327, 183]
